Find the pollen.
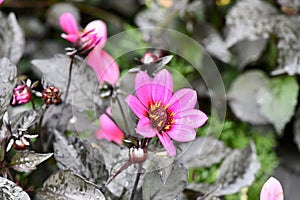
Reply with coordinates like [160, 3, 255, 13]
[148, 102, 175, 132]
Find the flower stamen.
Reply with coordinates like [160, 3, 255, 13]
[148, 102, 176, 132]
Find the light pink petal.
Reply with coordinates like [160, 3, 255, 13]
[96, 129, 105, 140]
[59, 13, 79, 35]
[168, 88, 197, 112]
[135, 71, 152, 107]
[0, 0, 4, 4]
[97, 114, 124, 145]
[157, 132, 176, 157]
[260, 177, 284, 200]
[106, 106, 112, 116]
[136, 117, 157, 138]
[61, 33, 79, 43]
[125, 94, 148, 119]
[175, 109, 208, 128]
[152, 69, 173, 105]
[85, 20, 107, 49]
[87, 49, 120, 85]
[166, 124, 196, 142]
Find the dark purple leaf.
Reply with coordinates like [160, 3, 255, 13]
[38, 170, 105, 200]
[0, 177, 30, 200]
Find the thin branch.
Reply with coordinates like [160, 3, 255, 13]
[115, 94, 131, 135]
[64, 55, 75, 103]
[105, 160, 132, 187]
[130, 163, 143, 200]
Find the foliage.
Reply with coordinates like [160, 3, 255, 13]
[0, 0, 296, 199]
[191, 118, 279, 200]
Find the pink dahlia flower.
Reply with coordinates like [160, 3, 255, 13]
[96, 108, 124, 145]
[260, 177, 284, 200]
[59, 13, 119, 85]
[125, 69, 208, 156]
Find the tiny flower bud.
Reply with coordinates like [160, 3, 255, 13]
[42, 86, 61, 105]
[100, 82, 114, 98]
[129, 147, 147, 164]
[260, 177, 284, 200]
[13, 139, 26, 150]
[12, 85, 32, 105]
[141, 52, 159, 64]
[281, 6, 298, 16]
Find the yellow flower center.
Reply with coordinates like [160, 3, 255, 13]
[148, 102, 175, 132]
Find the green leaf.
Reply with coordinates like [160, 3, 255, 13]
[10, 151, 53, 172]
[257, 76, 299, 134]
[228, 70, 269, 125]
[38, 170, 105, 200]
[0, 177, 30, 200]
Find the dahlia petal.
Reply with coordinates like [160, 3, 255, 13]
[85, 20, 107, 49]
[152, 69, 173, 105]
[106, 106, 112, 116]
[166, 124, 196, 142]
[175, 109, 208, 128]
[96, 129, 105, 140]
[61, 33, 79, 43]
[59, 13, 79, 35]
[260, 177, 284, 200]
[135, 71, 152, 107]
[168, 88, 197, 112]
[98, 114, 124, 145]
[157, 132, 176, 156]
[125, 94, 148, 119]
[136, 117, 157, 138]
[87, 48, 120, 85]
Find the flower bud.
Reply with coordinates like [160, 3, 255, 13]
[12, 139, 26, 150]
[12, 85, 32, 105]
[260, 177, 284, 200]
[141, 52, 159, 64]
[129, 147, 147, 164]
[42, 86, 61, 105]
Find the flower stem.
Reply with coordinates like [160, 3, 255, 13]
[105, 160, 132, 187]
[115, 94, 130, 134]
[130, 163, 143, 200]
[31, 99, 36, 110]
[64, 55, 74, 102]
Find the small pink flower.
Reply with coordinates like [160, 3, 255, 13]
[0, 0, 4, 5]
[260, 177, 284, 200]
[59, 13, 119, 85]
[96, 108, 124, 145]
[125, 69, 208, 156]
[12, 85, 32, 105]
